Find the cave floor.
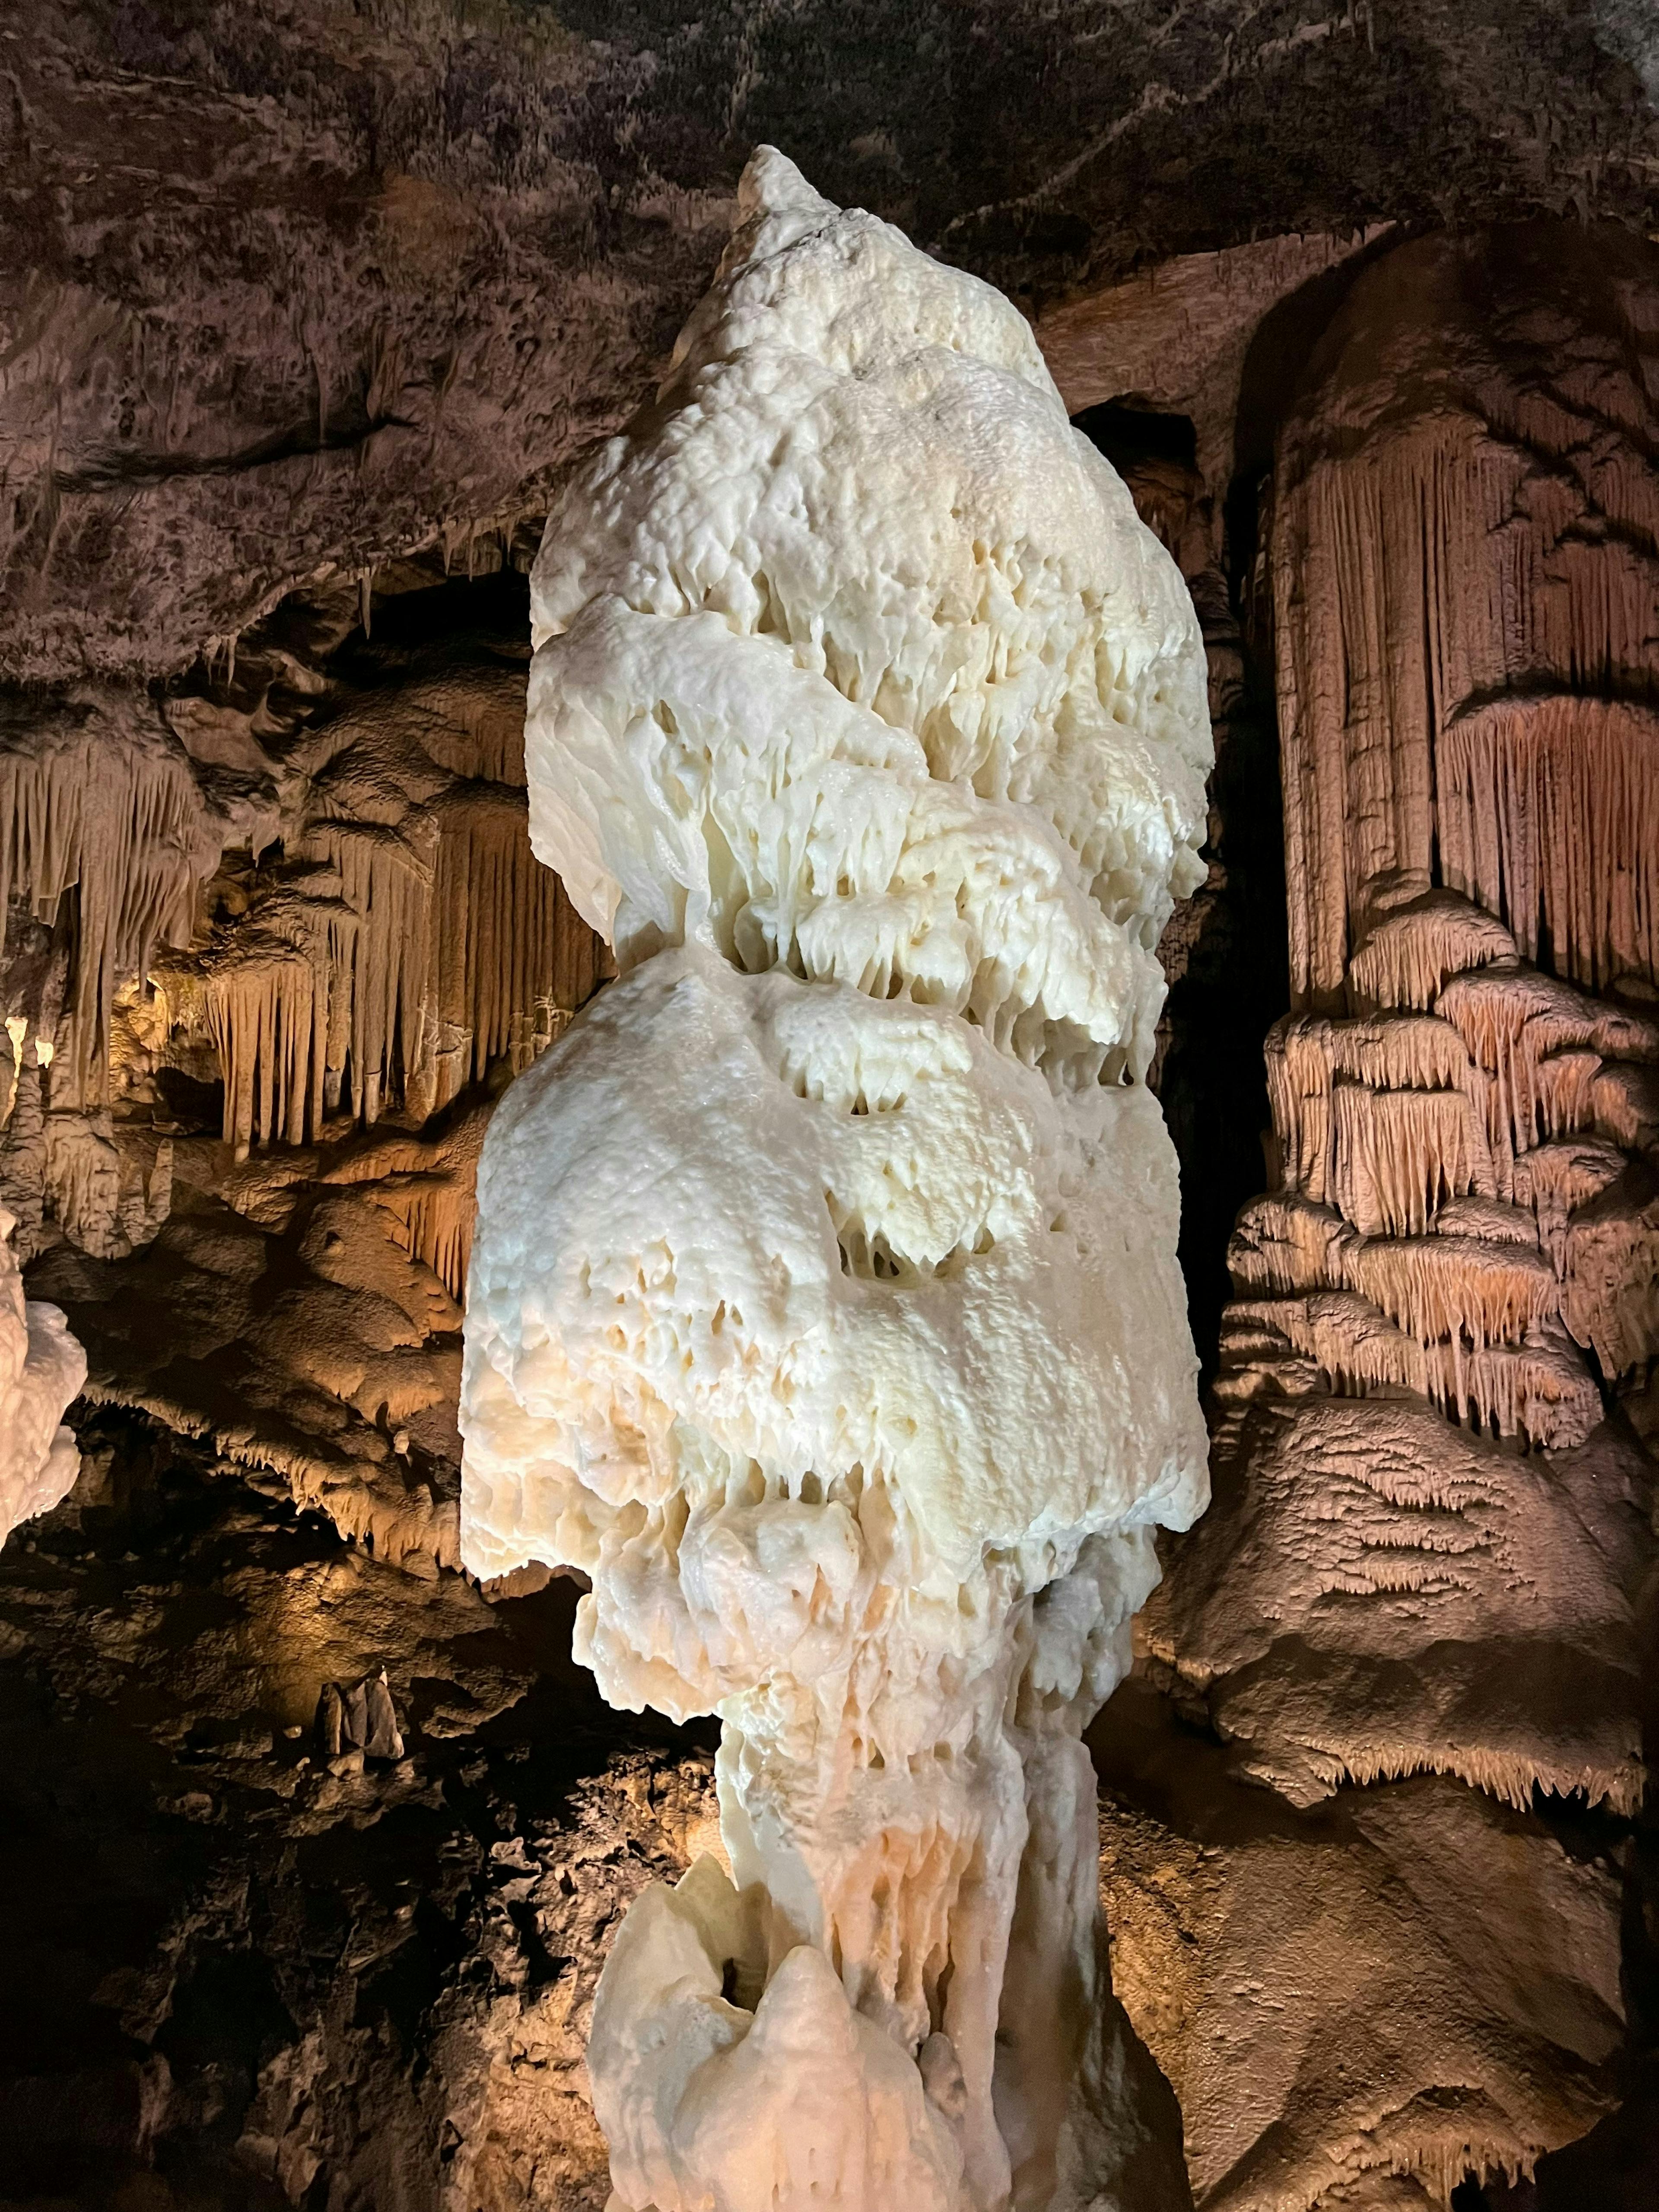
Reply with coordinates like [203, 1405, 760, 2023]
[0, 1410, 717, 2212]
[3, 1410, 1658, 2212]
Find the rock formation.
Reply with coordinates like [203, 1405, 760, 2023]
[13, 0, 1659, 696]
[0, 578, 592, 1180]
[0, 1204, 84, 1546]
[3, 7, 1659, 2202]
[0, 565, 610, 1565]
[460, 149, 1212, 2211]
[0, 1408, 736, 2209]
[1272, 225, 1659, 1017]
[1093, 1686, 1627, 2212]
[1114, 221, 1659, 2205]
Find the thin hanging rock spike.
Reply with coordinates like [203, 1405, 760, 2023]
[1440, 697, 1659, 994]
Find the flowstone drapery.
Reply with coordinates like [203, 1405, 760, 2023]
[460, 151, 1211, 2211]
[1123, 224, 1659, 2207]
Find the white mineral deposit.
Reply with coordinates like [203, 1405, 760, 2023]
[460, 148, 1212, 2211]
[0, 1205, 85, 1546]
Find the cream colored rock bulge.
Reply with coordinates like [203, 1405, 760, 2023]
[461, 150, 1211, 2212]
[0, 1205, 85, 1545]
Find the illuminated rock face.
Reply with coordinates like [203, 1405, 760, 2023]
[0, 1205, 84, 1547]
[1165, 232, 1659, 1817]
[1271, 224, 1659, 1017]
[1135, 224, 1659, 2205]
[461, 150, 1211, 2211]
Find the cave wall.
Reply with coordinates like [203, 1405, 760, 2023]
[2, 557, 612, 1575]
[1096, 221, 1659, 2211]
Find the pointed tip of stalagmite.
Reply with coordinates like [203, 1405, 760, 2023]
[736, 144, 833, 226]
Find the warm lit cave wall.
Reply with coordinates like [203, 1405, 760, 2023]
[3, 552, 610, 1572]
[6, 6, 1659, 2210]
[1092, 220, 1659, 2211]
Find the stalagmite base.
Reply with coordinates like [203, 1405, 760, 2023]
[460, 153, 1211, 2209]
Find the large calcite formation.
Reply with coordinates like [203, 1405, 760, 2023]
[461, 150, 1212, 2210]
[1128, 222, 1659, 2205]
[0, 1204, 85, 1545]
[1152, 893, 1659, 1815]
[1155, 229, 1659, 1819]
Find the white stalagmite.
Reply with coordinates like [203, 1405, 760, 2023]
[0, 1205, 85, 1546]
[460, 149, 1211, 2212]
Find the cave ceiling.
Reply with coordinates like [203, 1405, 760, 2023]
[8, 0, 1659, 679]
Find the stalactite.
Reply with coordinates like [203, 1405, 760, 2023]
[198, 683, 609, 1153]
[1511, 1139, 1628, 1274]
[1229, 1194, 1354, 1296]
[0, 703, 214, 1101]
[39, 1115, 172, 1260]
[1329, 1081, 1493, 1237]
[1440, 699, 1659, 995]
[1344, 1235, 1556, 1353]
[1560, 1164, 1659, 1386]
[205, 946, 333, 1158]
[1268, 1008, 1495, 1234]
[427, 786, 559, 1111]
[1435, 967, 1657, 1192]
[386, 1176, 474, 1300]
[1225, 886, 1631, 1449]
[1345, 892, 1517, 1014]
[1230, 1290, 1600, 1449]
[312, 819, 436, 1129]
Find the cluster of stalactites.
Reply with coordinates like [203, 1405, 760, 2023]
[1273, 228, 1659, 1013]
[0, 664, 602, 1177]
[1439, 698, 1659, 998]
[198, 793, 602, 1158]
[0, 707, 213, 1104]
[1269, 931, 1657, 1231]
[1222, 890, 1659, 1449]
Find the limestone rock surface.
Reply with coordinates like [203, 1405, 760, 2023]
[1124, 217, 1659, 2210]
[0, 569, 611, 1567]
[1143, 1392, 1651, 1812]
[1092, 1688, 1627, 2212]
[10, 0, 1659, 687]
